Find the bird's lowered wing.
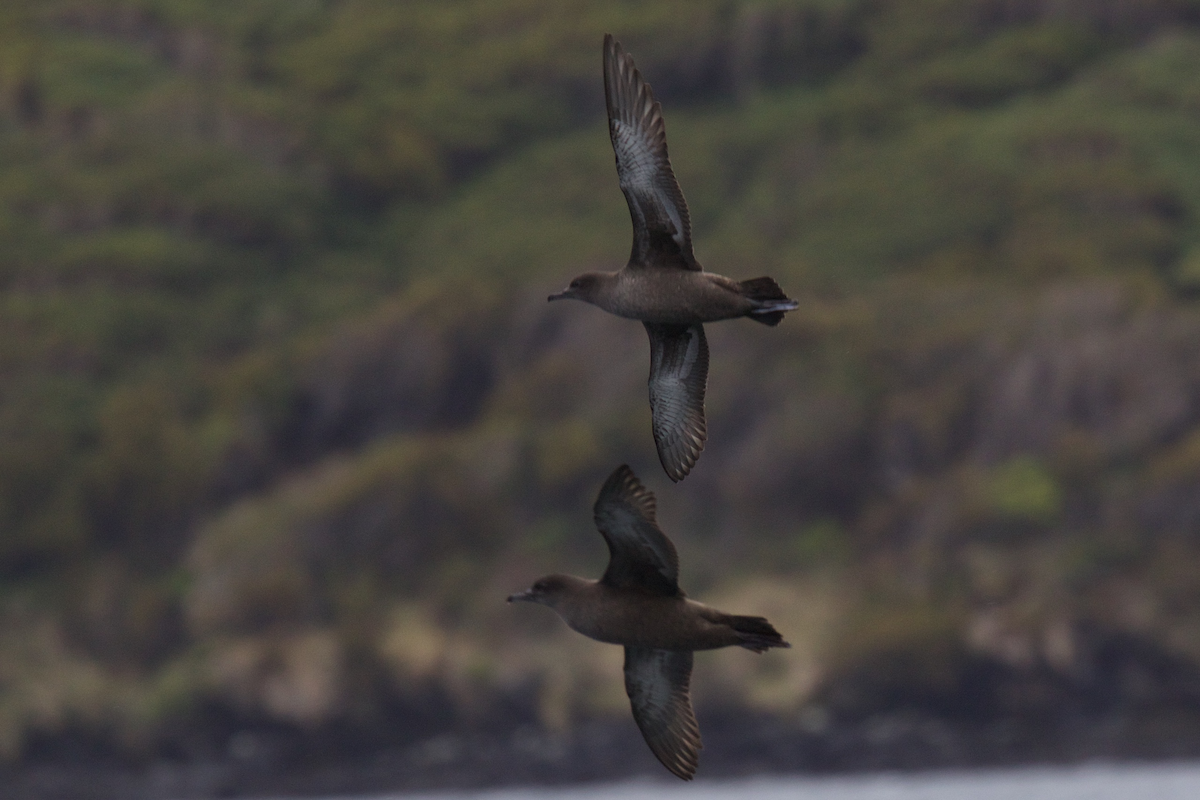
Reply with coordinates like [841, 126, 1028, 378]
[604, 33, 697, 270]
[624, 647, 702, 780]
[645, 322, 708, 482]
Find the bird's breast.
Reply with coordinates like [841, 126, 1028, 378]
[559, 591, 731, 650]
[603, 270, 750, 324]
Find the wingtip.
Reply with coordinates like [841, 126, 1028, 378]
[603, 33, 620, 65]
[661, 456, 687, 482]
[665, 463, 690, 483]
[602, 463, 637, 493]
[599, 464, 658, 514]
[658, 433, 705, 482]
[597, 465, 667, 555]
[658, 745, 699, 781]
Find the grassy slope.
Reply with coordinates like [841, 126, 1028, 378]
[6, 0, 1200, 760]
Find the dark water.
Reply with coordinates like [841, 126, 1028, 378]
[283, 762, 1200, 800]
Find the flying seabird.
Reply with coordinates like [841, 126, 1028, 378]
[508, 465, 790, 780]
[548, 35, 799, 481]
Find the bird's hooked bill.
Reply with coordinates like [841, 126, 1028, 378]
[547, 288, 571, 301]
[507, 589, 534, 603]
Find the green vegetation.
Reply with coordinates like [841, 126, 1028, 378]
[6, 0, 1200, 760]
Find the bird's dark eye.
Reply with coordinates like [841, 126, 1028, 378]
[570, 279, 581, 289]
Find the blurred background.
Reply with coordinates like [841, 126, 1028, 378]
[8, 0, 1200, 796]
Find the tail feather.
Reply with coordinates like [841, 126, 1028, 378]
[739, 277, 798, 327]
[739, 277, 789, 301]
[751, 310, 786, 327]
[728, 615, 790, 653]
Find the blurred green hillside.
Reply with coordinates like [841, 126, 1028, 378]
[9, 0, 1200, 777]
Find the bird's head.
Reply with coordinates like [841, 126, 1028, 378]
[548, 273, 605, 304]
[507, 574, 575, 608]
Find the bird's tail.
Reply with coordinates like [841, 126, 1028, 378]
[739, 277, 798, 327]
[728, 615, 791, 653]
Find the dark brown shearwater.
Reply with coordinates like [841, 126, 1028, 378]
[508, 465, 790, 780]
[548, 35, 799, 482]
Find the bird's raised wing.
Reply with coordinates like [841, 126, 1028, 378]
[594, 464, 680, 596]
[645, 323, 708, 482]
[604, 34, 697, 270]
[624, 647, 702, 780]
